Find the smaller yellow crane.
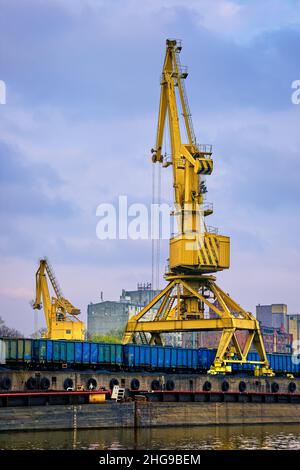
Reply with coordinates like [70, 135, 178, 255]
[32, 259, 84, 341]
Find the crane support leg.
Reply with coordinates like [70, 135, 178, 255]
[122, 274, 274, 376]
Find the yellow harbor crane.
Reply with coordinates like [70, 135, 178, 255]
[122, 39, 273, 376]
[32, 259, 85, 341]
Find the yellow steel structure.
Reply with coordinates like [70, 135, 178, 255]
[122, 39, 273, 376]
[32, 259, 84, 341]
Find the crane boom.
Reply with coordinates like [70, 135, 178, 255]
[33, 259, 84, 340]
[123, 39, 273, 376]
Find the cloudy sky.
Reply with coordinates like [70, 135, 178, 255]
[0, 0, 300, 335]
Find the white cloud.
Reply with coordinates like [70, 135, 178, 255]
[0, 286, 33, 301]
[51, 0, 300, 41]
[2, 98, 300, 325]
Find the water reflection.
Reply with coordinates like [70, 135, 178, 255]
[0, 424, 300, 450]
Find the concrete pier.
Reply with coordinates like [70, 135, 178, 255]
[1, 401, 300, 432]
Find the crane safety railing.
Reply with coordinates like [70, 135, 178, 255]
[166, 38, 183, 51]
[160, 66, 188, 84]
[171, 65, 188, 78]
[195, 144, 213, 155]
[203, 202, 213, 213]
[206, 225, 219, 235]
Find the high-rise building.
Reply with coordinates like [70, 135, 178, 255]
[256, 304, 288, 330]
[87, 300, 129, 337]
[87, 283, 182, 346]
[288, 315, 300, 346]
[183, 303, 294, 354]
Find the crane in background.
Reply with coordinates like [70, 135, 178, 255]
[32, 259, 85, 341]
[122, 39, 273, 376]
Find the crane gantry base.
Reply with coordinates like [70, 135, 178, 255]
[122, 274, 274, 376]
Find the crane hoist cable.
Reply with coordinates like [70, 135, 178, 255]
[151, 159, 155, 294]
[156, 152, 162, 291]
[151, 146, 162, 292]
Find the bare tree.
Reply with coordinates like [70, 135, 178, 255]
[0, 316, 23, 338]
[30, 328, 47, 339]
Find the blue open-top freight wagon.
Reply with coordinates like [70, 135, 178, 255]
[2, 337, 300, 375]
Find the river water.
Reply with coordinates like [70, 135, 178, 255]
[0, 424, 300, 450]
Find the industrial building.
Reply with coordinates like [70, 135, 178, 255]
[183, 326, 293, 354]
[256, 304, 300, 353]
[87, 282, 182, 346]
[87, 283, 160, 338]
[256, 304, 288, 330]
[183, 303, 299, 354]
[288, 315, 300, 345]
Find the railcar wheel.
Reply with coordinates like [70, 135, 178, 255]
[40, 377, 50, 390]
[63, 378, 74, 390]
[130, 379, 140, 391]
[271, 382, 279, 393]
